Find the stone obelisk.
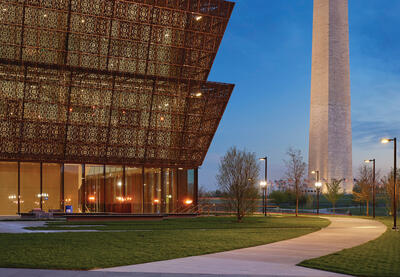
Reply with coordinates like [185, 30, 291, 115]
[309, 0, 353, 192]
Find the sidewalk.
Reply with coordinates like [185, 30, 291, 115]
[97, 217, 386, 276]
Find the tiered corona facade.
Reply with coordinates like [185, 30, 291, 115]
[0, 0, 235, 215]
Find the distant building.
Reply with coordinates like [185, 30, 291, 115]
[308, 0, 353, 192]
[0, 0, 235, 215]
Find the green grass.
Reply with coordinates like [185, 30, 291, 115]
[0, 216, 329, 270]
[299, 217, 400, 277]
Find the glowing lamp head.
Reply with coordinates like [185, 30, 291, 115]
[153, 199, 160, 204]
[88, 196, 95, 202]
[381, 138, 390, 144]
[195, 15, 202, 21]
[185, 199, 193, 205]
[311, 170, 316, 174]
[364, 160, 371, 163]
[315, 182, 322, 189]
[260, 181, 267, 188]
[117, 181, 122, 187]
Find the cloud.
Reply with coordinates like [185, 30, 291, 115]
[353, 120, 400, 146]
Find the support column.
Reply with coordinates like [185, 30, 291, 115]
[39, 162, 43, 210]
[103, 164, 106, 212]
[142, 166, 145, 214]
[17, 162, 20, 214]
[161, 168, 165, 214]
[81, 164, 86, 213]
[194, 168, 199, 209]
[60, 163, 64, 211]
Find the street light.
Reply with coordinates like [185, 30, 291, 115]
[260, 181, 267, 216]
[315, 181, 322, 215]
[259, 157, 268, 216]
[311, 170, 320, 183]
[381, 138, 397, 230]
[365, 159, 376, 218]
[312, 170, 321, 215]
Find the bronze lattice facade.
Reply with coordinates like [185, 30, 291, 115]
[0, 0, 234, 215]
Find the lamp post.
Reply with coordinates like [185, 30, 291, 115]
[315, 181, 322, 215]
[260, 181, 267, 216]
[259, 157, 268, 216]
[312, 170, 321, 215]
[365, 159, 376, 218]
[381, 138, 397, 230]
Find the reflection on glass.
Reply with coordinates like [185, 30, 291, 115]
[187, 169, 195, 202]
[144, 168, 161, 213]
[20, 163, 40, 212]
[85, 164, 104, 213]
[0, 161, 198, 215]
[126, 167, 142, 213]
[0, 162, 18, 215]
[64, 164, 82, 213]
[164, 168, 177, 213]
[177, 169, 195, 211]
[42, 163, 61, 212]
[105, 165, 126, 213]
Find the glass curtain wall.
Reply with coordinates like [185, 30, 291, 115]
[125, 167, 142, 213]
[0, 162, 18, 215]
[42, 163, 61, 212]
[177, 169, 187, 212]
[105, 165, 125, 213]
[85, 165, 104, 213]
[163, 168, 177, 213]
[176, 169, 196, 212]
[187, 169, 195, 202]
[64, 164, 82, 213]
[144, 168, 161, 213]
[20, 162, 40, 212]
[0, 162, 196, 215]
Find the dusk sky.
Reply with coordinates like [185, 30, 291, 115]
[200, 0, 400, 190]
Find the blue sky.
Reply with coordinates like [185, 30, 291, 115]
[200, 0, 400, 190]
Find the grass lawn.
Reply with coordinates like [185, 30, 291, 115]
[299, 217, 400, 277]
[0, 215, 329, 270]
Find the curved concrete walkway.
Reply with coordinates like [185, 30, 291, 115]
[98, 217, 386, 277]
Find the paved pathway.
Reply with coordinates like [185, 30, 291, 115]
[97, 217, 386, 276]
[0, 221, 103, 233]
[0, 217, 387, 277]
[0, 221, 47, 233]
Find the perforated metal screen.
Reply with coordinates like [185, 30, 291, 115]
[0, 0, 233, 81]
[0, 0, 234, 168]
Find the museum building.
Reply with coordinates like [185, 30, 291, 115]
[0, 0, 234, 215]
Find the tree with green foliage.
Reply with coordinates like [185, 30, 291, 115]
[269, 190, 288, 205]
[324, 179, 344, 214]
[269, 190, 307, 208]
[216, 147, 260, 221]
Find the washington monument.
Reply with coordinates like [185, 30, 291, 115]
[309, 0, 353, 192]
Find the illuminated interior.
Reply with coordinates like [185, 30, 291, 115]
[0, 161, 196, 215]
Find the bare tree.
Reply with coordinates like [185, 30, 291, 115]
[353, 165, 375, 216]
[284, 147, 307, 216]
[324, 179, 344, 214]
[198, 186, 210, 198]
[380, 169, 400, 216]
[216, 147, 260, 222]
